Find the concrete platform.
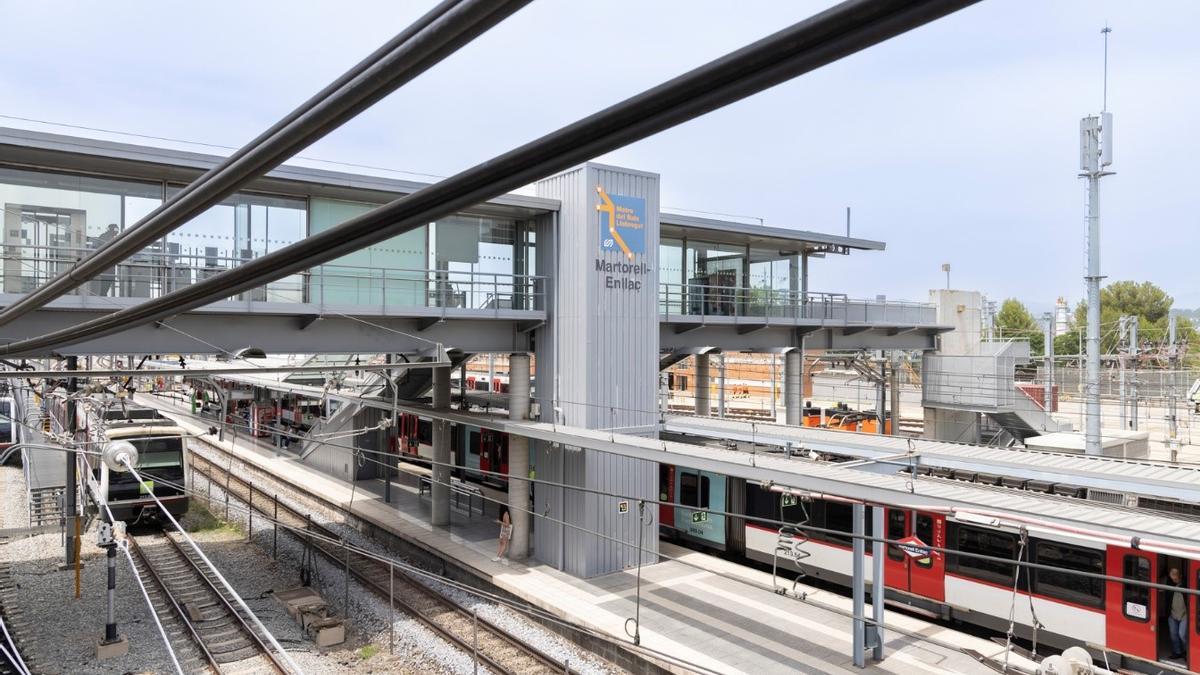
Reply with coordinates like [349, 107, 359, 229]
[144, 393, 1033, 674]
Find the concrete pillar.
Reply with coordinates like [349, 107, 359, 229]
[784, 350, 802, 425]
[431, 367, 451, 527]
[507, 353, 531, 561]
[717, 353, 726, 419]
[694, 354, 711, 417]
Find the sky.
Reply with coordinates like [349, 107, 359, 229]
[1, 1, 1197, 314]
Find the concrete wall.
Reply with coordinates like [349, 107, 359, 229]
[930, 289, 981, 356]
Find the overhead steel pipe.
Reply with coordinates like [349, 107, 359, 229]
[0, 0, 530, 328]
[0, 0, 979, 357]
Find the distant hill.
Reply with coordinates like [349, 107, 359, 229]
[1173, 307, 1200, 321]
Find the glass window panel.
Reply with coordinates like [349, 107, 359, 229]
[1032, 541, 1104, 608]
[0, 167, 161, 295]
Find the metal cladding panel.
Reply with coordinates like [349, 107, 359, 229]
[535, 164, 659, 434]
[535, 164, 660, 577]
[533, 440, 565, 570]
[586, 449, 658, 575]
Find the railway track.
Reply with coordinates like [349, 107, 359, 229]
[128, 529, 289, 674]
[189, 451, 568, 675]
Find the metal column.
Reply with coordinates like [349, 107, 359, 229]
[694, 354, 711, 417]
[875, 356, 886, 435]
[852, 502, 866, 668]
[431, 366, 451, 527]
[1044, 314, 1055, 414]
[64, 355, 78, 565]
[1168, 316, 1179, 462]
[508, 353, 531, 560]
[871, 505, 885, 662]
[784, 349, 802, 426]
[1080, 112, 1113, 456]
[889, 353, 900, 436]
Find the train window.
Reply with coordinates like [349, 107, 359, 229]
[887, 511, 906, 562]
[914, 515, 935, 569]
[418, 420, 432, 444]
[680, 472, 699, 508]
[1032, 542, 1104, 609]
[745, 483, 777, 522]
[1121, 555, 1151, 622]
[468, 431, 480, 455]
[948, 525, 1016, 586]
[659, 465, 670, 501]
[813, 500, 869, 547]
[699, 476, 710, 509]
[132, 438, 183, 469]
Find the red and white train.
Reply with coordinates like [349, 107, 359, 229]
[396, 411, 1200, 670]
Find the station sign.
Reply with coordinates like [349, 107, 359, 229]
[596, 186, 646, 259]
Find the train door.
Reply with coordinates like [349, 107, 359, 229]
[659, 464, 675, 530]
[478, 430, 507, 484]
[882, 509, 945, 601]
[1190, 559, 1200, 672]
[1105, 547, 1156, 661]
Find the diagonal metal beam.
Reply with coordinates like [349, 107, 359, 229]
[0, 0, 980, 357]
[0, 0, 530, 329]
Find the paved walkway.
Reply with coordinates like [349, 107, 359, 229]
[143, 393, 1033, 674]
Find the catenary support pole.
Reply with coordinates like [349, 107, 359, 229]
[852, 502, 866, 668]
[1169, 315, 1179, 462]
[508, 353, 531, 560]
[431, 366, 451, 526]
[1129, 320, 1139, 430]
[1044, 314, 1055, 414]
[784, 349, 802, 426]
[889, 352, 900, 435]
[875, 355, 886, 435]
[64, 355, 78, 566]
[694, 354, 711, 417]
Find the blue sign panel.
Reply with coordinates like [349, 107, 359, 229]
[597, 186, 646, 259]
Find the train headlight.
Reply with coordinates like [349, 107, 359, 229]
[103, 440, 139, 472]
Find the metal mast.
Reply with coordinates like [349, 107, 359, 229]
[1080, 26, 1115, 456]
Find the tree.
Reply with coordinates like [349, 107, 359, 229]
[994, 298, 1044, 355]
[1071, 281, 1195, 354]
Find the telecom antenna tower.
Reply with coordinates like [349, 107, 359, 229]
[1080, 25, 1115, 455]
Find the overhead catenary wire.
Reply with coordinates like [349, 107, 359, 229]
[0, 0, 531, 331]
[0, 0, 980, 358]
[154, 397, 1200, 591]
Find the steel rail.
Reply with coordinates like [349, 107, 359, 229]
[126, 534, 222, 674]
[189, 453, 567, 675]
[0, 0, 979, 357]
[0, 0, 531, 329]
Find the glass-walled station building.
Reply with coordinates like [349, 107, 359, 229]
[0, 126, 939, 357]
[0, 155, 539, 311]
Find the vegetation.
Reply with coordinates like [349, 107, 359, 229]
[994, 298, 1044, 355]
[998, 281, 1195, 364]
[358, 645, 379, 660]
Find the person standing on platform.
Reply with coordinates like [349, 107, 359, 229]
[1165, 566, 1188, 659]
[492, 504, 511, 565]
